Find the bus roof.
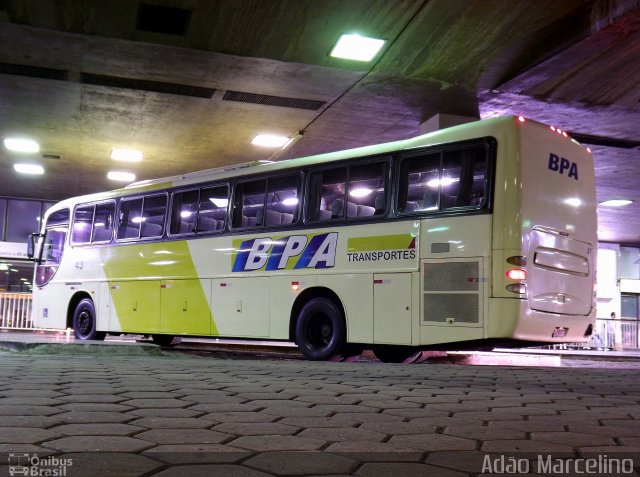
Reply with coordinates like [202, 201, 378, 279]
[47, 116, 574, 213]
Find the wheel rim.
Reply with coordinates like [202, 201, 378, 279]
[306, 313, 333, 350]
[77, 309, 92, 337]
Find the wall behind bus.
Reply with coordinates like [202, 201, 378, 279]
[596, 244, 620, 319]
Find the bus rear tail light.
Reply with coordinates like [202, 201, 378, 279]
[506, 269, 527, 281]
[506, 256, 527, 293]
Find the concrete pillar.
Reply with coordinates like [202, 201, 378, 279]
[419, 113, 479, 135]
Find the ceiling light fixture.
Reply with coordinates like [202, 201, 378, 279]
[330, 34, 386, 62]
[599, 199, 633, 207]
[4, 138, 40, 153]
[107, 171, 136, 182]
[14, 163, 44, 175]
[111, 148, 144, 162]
[251, 134, 290, 148]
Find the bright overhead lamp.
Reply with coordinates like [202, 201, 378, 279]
[251, 134, 290, 148]
[107, 171, 136, 182]
[330, 34, 386, 62]
[599, 199, 633, 207]
[111, 148, 144, 162]
[4, 138, 40, 153]
[14, 163, 44, 175]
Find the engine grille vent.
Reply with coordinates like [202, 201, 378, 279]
[223, 90, 326, 110]
[0, 63, 68, 81]
[422, 260, 482, 324]
[81, 73, 215, 98]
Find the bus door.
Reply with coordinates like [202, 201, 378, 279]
[373, 273, 412, 344]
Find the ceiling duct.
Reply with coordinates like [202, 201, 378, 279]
[80, 73, 215, 98]
[137, 4, 191, 35]
[0, 63, 68, 81]
[223, 91, 326, 111]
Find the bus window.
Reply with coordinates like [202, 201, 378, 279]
[35, 208, 69, 287]
[233, 179, 266, 228]
[266, 175, 299, 226]
[398, 153, 440, 214]
[71, 205, 94, 244]
[117, 198, 143, 240]
[141, 195, 167, 238]
[92, 202, 115, 243]
[198, 185, 228, 232]
[170, 189, 199, 235]
[347, 162, 387, 218]
[307, 167, 347, 221]
[441, 146, 487, 209]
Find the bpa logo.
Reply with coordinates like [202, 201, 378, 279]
[548, 153, 578, 180]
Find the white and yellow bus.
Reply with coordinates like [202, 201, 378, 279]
[29, 116, 597, 362]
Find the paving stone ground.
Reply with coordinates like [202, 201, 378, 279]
[0, 350, 639, 476]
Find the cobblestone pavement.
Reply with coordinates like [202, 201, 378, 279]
[1, 350, 639, 477]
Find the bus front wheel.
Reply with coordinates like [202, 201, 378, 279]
[72, 298, 105, 341]
[295, 297, 346, 361]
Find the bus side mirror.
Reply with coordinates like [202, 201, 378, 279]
[27, 233, 42, 261]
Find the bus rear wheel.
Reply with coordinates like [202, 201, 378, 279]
[72, 298, 105, 341]
[295, 297, 346, 361]
[373, 345, 420, 363]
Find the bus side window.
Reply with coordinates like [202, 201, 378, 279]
[117, 198, 143, 240]
[233, 180, 266, 228]
[398, 153, 440, 214]
[170, 189, 199, 235]
[72, 205, 94, 244]
[347, 162, 387, 218]
[266, 175, 299, 226]
[307, 167, 347, 221]
[198, 185, 228, 232]
[141, 195, 167, 238]
[92, 202, 115, 243]
[442, 146, 487, 209]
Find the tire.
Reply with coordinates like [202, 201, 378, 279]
[72, 298, 105, 340]
[295, 297, 346, 361]
[373, 345, 420, 363]
[151, 335, 183, 347]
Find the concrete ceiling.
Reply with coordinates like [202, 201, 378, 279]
[1, 0, 639, 244]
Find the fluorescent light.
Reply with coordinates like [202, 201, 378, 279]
[349, 188, 373, 198]
[14, 163, 44, 175]
[0, 264, 8, 271]
[251, 134, 290, 148]
[4, 138, 40, 153]
[330, 34, 386, 62]
[599, 199, 632, 207]
[131, 216, 145, 224]
[564, 198, 582, 207]
[111, 148, 143, 162]
[427, 177, 459, 188]
[282, 197, 299, 206]
[180, 210, 192, 218]
[210, 198, 229, 208]
[107, 171, 136, 182]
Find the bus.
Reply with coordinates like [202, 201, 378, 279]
[28, 116, 597, 362]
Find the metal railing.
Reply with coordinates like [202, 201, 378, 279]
[548, 318, 639, 351]
[0, 292, 33, 329]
